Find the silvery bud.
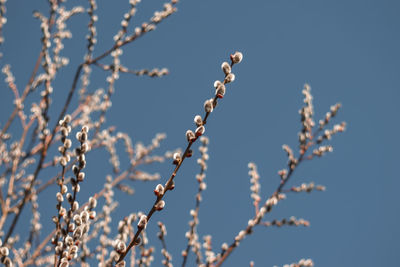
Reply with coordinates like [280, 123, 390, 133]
[221, 62, 231, 75]
[231, 51, 243, 64]
[154, 184, 164, 196]
[138, 215, 148, 229]
[186, 130, 196, 142]
[155, 200, 165, 211]
[194, 115, 203, 126]
[224, 73, 235, 83]
[204, 99, 213, 113]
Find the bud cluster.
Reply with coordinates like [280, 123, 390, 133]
[317, 122, 346, 144]
[299, 84, 315, 150]
[290, 182, 326, 193]
[54, 205, 96, 264]
[52, 126, 93, 266]
[108, 213, 138, 265]
[234, 229, 248, 245]
[150, 2, 177, 24]
[319, 103, 341, 129]
[312, 145, 333, 157]
[282, 144, 298, 170]
[248, 162, 261, 208]
[203, 235, 217, 265]
[254, 194, 284, 224]
[113, 0, 139, 42]
[72, 125, 90, 189]
[262, 216, 310, 227]
[58, 115, 72, 167]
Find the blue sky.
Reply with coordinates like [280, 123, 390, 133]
[0, 0, 399, 266]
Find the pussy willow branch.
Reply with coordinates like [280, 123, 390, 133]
[2, 0, 178, 246]
[116, 55, 241, 264]
[214, 157, 303, 266]
[213, 126, 337, 267]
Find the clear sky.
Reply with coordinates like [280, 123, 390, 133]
[0, 0, 399, 266]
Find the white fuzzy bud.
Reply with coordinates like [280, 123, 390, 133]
[69, 245, 78, 254]
[194, 115, 203, 126]
[154, 184, 164, 196]
[231, 51, 243, 64]
[65, 236, 73, 246]
[81, 142, 90, 153]
[224, 73, 235, 83]
[56, 192, 64, 202]
[116, 241, 127, 253]
[64, 139, 72, 149]
[0, 247, 9, 256]
[64, 115, 71, 123]
[81, 210, 89, 223]
[61, 185, 68, 194]
[89, 197, 97, 208]
[214, 80, 223, 88]
[138, 215, 148, 229]
[72, 201, 79, 212]
[199, 182, 207, 191]
[73, 227, 82, 239]
[221, 62, 231, 75]
[77, 172, 85, 182]
[155, 200, 165, 211]
[173, 152, 181, 164]
[60, 157, 67, 167]
[74, 214, 82, 226]
[215, 83, 226, 98]
[195, 126, 205, 137]
[186, 130, 196, 142]
[204, 99, 213, 113]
